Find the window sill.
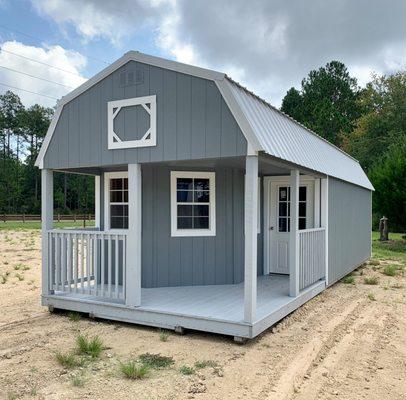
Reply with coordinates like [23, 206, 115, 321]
[171, 229, 216, 238]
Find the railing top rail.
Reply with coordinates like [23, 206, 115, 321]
[298, 227, 326, 234]
[48, 229, 128, 236]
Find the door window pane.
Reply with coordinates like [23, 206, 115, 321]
[109, 176, 128, 229]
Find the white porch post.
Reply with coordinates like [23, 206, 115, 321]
[126, 164, 142, 307]
[94, 175, 101, 229]
[321, 177, 329, 285]
[41, 169, 53, 296]
[244, 155, 258, 323]
[289, 169, 300, 297]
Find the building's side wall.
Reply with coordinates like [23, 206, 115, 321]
[141, 165, 263, 288]
[328, 177, 372, 285]
[43, 61, 247, 169]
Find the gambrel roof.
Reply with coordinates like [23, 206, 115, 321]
[36, 51, 373, 191]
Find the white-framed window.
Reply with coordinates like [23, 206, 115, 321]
[104, 171, 128, 230]
[170, 171, 216, 237]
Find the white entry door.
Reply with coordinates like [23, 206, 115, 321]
[264, 177, 315, 274]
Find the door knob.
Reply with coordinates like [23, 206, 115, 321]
[269, 226, 274, 230]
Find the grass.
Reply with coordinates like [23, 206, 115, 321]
[76, 335, 103, 359]
[120, 361, 150, 380]
[159, 330, 169, 342]
[194, 360, 218, 369]
[0, 220, 95, 231]
[383, 265, 398, 276]
[367, 293, 376, 301]
[15, 273, 24, 281]
[55, 351, 83, 369]
[14, 263, 30, 271]
[1, 272, 9, 284]
[138, 353, 174, 369]
[364, 276, 379, 285]
[372, 231, 406, 264]
[71, 374, 86, 387]
[68, 312, 81, 322]
[179, 365, 195, 375]
[341, 275, 355, 284]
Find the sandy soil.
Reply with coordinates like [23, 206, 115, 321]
[0, 230, 405, 400]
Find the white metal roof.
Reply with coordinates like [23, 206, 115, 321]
[218, 77, 374, 190]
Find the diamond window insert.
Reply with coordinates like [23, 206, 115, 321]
[107, 95, 156, 149]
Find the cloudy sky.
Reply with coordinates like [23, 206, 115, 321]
[0, 0, 405, 108]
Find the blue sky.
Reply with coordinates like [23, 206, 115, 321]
[0, 0, 405, 108]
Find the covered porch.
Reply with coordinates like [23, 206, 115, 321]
[41, 154, 328, 339]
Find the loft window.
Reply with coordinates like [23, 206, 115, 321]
[170, 171, 216, 237]
[105, 172, 128, 230]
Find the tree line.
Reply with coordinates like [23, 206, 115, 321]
[1, 61, 405, 230]
[281, 62, 405, 231]
[0, 91, 94, 216]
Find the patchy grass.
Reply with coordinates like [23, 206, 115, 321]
[68, 312, 81, 322]
[138, 353, 175, 369]
[159, 330, 169, 342]
[194, 360, 218, 369]
[55, 352, 83, 369]
[0, 220, 95, 231]
[76, 335, 103, 359]
[14, 263, 30, 271]
[383, 265, 398, 277]
[15, 273, 24, 281]
[341, 275, 355, 284]
[179, 365, 195, 375]
[372, 231, 406, 263]
[71, 373, 86, 387]
[120, 361, 150, 380]
[367, 293, 376, 301]
[1, 272, 9, 284]
[364, 276, 379, 285]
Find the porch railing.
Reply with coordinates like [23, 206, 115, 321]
[298, 227, 326, 290]
[47, 230, 127, 301]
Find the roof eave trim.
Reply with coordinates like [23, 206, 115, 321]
[57, 51, 225, 109]
[35, 105, 63, 169]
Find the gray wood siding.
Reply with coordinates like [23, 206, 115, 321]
[328, 178, 372, 285]
[141, 165, 263, 288]
[43, 61, 247, 169]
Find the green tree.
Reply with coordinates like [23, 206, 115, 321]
[281, 61, 360, 145]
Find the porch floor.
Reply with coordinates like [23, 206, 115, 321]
[45, 274, 326, 338]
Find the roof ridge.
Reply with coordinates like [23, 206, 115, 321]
[225, 75, 360, 164]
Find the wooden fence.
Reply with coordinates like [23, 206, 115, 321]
[1, 214, 94, 225]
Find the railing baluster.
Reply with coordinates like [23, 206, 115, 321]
[67, 233, 72, 292]
[74, 233, 78, 292]
[80, 234, 84, 293]
[55, 233, 60, 292]
[86, 234, 91, 294]
[108, 235, 112, 298]
[122, 235, 126, 300]
[48, 232, 53, 292]
[93, 235, 98, 296]
[101, 234, 105, 298]
[115, 234, 119, 299]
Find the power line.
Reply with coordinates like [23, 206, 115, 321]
[0, 48, 85, 77]
[0, 23, 110, 65]
[0, 64, 74, 88]
[0, 82, 59, 100]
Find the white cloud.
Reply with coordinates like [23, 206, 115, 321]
[0, 41, 87, 106]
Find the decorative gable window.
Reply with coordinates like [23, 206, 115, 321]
[107, 95, 156, 149]
[170, 171, 216, 237]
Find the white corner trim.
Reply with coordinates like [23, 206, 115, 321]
[170, 171, 216, 237]
[35, 105, 63, 169]
[104, 171, 128, 232]
[215, 79, 262, 154]
[108, 95, 156, 150]
[95, 175, 101, 229]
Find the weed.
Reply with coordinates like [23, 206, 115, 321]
[383, 265, 397, 276]
[15, 273, 24, 281]
[138, 353, 175, 369]
[76, 335, 103, 359]
[0, 274, 8, 284]
[55, 351, 83, 369]
[194, 360, 218, 369]
[179, 365, 195, 375]
[390, 283, 404, 289]
[7, 392, 17, 400]
[120, 361, 149, 380]
[341, 275, 355, 284]
[14, 264, 29, 271]
[30, 386, 37, 396]
[71, 374, 86, 387]
[68, 312, 81, 322]
[159, 330, 169, 342]
[364, 276, 379, 285]
[369, 259, 380, 266]
[367, 293, 376, 301]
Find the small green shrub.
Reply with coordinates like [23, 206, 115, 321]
[14, 264, 29, 271]
[76, 335, 103, 359]
[383, 265, 397, 276]
[138, 353, 174, 369]
[30, 386, 38, 396]
[55, 352, 83, 369]
[120, 361, 149, 379]
[341, 275, 355, 284]
[194, 360, 218, 369]
[159, 330, 169, 342]
[71, 374, 85, 387]
[68, 312, 81, 322]
[15, 273, 24, 281]
[179, 365, 195, 375]
[364, 276, 379, 285]
[367, 293, 376, 301]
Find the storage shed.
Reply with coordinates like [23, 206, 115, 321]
[36, 51, 373, 340]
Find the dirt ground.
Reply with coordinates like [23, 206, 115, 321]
[0, 230, 405, 400]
